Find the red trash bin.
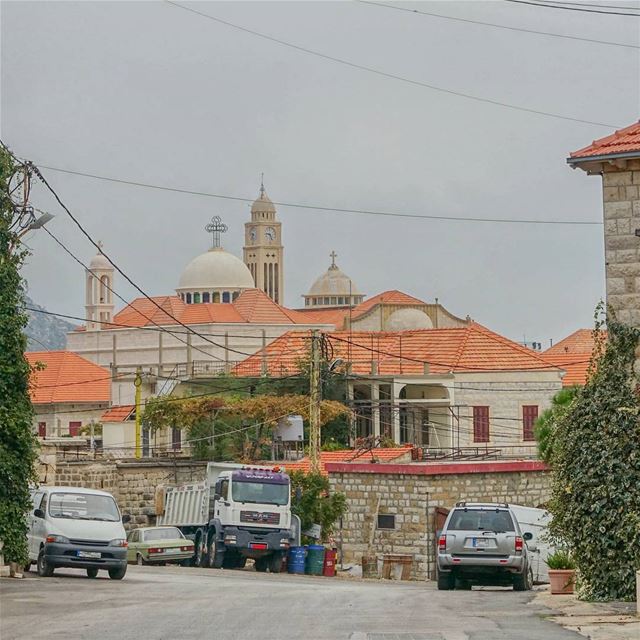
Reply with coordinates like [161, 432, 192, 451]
[323, 548, 337, 577]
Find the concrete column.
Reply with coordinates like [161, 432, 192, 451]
[224, 332, 230, 374]
[371, 381, 380, 438]
[158, 331, 163, 376]
[186, 333, 192, 376]
[392, 381, 403, 443]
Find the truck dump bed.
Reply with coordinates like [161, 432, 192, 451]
[157, 482, 209, 527]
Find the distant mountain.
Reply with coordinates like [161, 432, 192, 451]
[25, 297, 76, 351]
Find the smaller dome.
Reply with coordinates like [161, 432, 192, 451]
[387, 308, 433, 331]
[177, 247, 255, 292]
[89, 248, 111, 270]
[251, 188, 276, 215]
[308, 264, 361, 297]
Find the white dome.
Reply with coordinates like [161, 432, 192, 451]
[308, 265, 362, 297]
[177, 247, 254, 292]
[89, 252, 111, 270]
[387, 308, 433, 331]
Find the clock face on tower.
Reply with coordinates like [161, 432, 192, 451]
[249, 227, 257, 243]
[265, 227, 276, 242]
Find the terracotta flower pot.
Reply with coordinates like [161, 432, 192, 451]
[548, 569, 576, 594]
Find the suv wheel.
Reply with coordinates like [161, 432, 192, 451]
[513, 566, 533, 591]
[437, 571, 454, 590]
[86, 568, 99, 579]
[108, 566, 127, 580]
[37, 549, 54, 577]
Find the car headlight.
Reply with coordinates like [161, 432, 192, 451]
[109, 539, 128, 547]
[46, 535, 70, 544]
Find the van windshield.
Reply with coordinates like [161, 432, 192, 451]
[49, 492, 120, 522]
[448, 509, 515, 532]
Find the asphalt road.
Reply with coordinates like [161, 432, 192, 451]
[1, 565, 583, 640]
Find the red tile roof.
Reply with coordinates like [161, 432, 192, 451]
[101, 405, 135, 422]
[233, 324, 560, 377]
[352, 290, 426, 319]
[111, 289, 324, 328]
[570, 121, 640, 161]
[283, 447, 413, 476]
[543, 329, 606, 386]
[25, 351, 111, 404]
[294, 307, 351, 328]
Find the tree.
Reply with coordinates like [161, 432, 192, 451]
[534, 386, 580, 463]
[0, 149, 38, 564]
[548, 315, 640, 601]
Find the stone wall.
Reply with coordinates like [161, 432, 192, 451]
[602, 159, 640, 326]
[48, 459, 207, 530]
[328, 460, 550, 581]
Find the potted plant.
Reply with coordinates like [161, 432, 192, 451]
[546, 549, 576, 594]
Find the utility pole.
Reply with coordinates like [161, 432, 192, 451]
[134, 367, 142, 459]
[309, 331, 321, 474]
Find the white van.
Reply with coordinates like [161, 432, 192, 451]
[27, 486, 130, 580]
[509, 504, 555, 583]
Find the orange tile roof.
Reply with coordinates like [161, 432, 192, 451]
[25, 351, 111, 404]
[111, 289, 322, 328]
[543, 329, 607, 386]
[282, 447, 413, 476]
[294, 307, 351, 328]
[101, 405, 135, 422]
[570, 121, 640, 161]
[233, 324, 560, 377]
[352, 290, 426, 319]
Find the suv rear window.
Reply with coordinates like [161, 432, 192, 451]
[448, 509, 515, 532]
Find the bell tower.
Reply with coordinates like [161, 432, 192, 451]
[243, 179, 284, 304]
[85, 242, 115, 330]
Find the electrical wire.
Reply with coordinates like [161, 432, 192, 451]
[27, 163, 264, 360]
[36, 164, 604, 226]
[358, 0, 639, 49]
[164, 1, 619, 128]
[25, 334, 52, 351]
[32, 371, 131, 390]
[504, 0, 640, 16]
[540, 0, 640, 10]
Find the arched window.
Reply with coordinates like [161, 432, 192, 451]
[86, 275, 94, 305]
[203, 292, 210, 303]
[186, 292, 192, 304]
[213, 291, 220, 303]
[99, 275, 111, 303]
[222, 291, 230, 303]
[193, 292, 201, 304]
[232, 291, 240, 301]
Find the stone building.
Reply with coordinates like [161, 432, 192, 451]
[234, 324, 564, 457]
[568, 121, 640, 326]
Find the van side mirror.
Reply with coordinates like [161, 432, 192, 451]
[214, 494, 221, 501]
[523, 531, 533, 541]
[122, 514, 131, 524]
[34, 508, 45, 519]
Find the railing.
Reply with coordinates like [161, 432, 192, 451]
[414, 446, 537, 461]
[173, 360, 242, 378]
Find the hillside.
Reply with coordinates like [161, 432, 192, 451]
[25, 297, 76, 351]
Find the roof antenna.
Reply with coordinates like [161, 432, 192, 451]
[260, 172, 265, 197]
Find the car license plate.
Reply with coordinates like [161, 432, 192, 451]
[77, 551, 101, 558]
[165, 548, 181, 554]
[472, 538, 489, 548]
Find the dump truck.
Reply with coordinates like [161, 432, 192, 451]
[157, 462, 294, 572]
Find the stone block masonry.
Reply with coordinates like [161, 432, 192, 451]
[49, 459, 207, 530]
[327, 460, 550, 581]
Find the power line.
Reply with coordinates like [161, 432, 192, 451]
[27, 163, 261, 360]
[541, 0, 640, 10]
[25, 334, 52, 351]
[164, 0, 618, 128]
[504, 0, 640, 16]
[358, 0, 639, 49]
[37, 164, 603, 226]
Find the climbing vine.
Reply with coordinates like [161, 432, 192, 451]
[0, 148, 38, 565]
[548, 309, 640, 601]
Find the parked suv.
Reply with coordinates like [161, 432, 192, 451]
[437, 502, 533, 591]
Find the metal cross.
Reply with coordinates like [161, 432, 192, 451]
[330, 250, 338, 267]
[205, 216, 228, 248]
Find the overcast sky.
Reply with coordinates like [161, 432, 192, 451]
[2, 1, 639, 345]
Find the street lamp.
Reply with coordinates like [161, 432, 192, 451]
[17, 211, 54, 239]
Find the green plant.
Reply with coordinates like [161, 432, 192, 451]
[0, 149, 38, 565]
[546, 549, 576, 571]
[548, 307, 640, 601]
[534, 386, 579, 463]
[289, 470, 347, 543]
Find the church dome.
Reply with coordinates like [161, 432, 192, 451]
[177, 247, 254, 292]
[89, 249, 111, 271]
[386, 308, 433, 331]
[303, 253, 364, 308]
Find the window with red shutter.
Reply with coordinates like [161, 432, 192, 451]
[68, 421, 82, 437]
[473, 406, 490, 443]
[522, 405, 539, 441]
[172, 427, 181, 450]
[38, 422, 46, 437]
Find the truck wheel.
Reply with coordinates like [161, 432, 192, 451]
[37, 549, 54, 577]
[254, 557, 268, 572]
[236, 556, 247, 569]
[193, 536, 204, 567]
[209, 540, 224, 569]
[269, 552, 284, 574]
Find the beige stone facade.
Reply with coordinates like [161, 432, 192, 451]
[328, 462, 550, 581]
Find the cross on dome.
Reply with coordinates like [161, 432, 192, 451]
[205, 215, 228, 249]
[330, 250, 338, 268]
